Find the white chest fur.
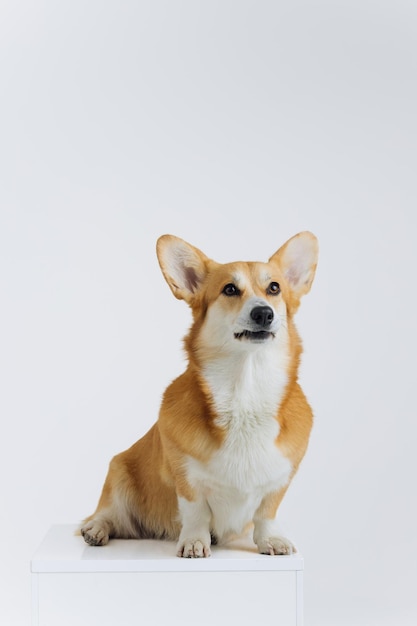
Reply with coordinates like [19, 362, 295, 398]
[186, 346, 293, 538]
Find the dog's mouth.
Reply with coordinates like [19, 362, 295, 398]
[234, 330, 275, 342]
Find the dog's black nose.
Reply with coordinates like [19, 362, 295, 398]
[250, 305, 274, 328]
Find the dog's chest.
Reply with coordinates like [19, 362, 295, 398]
[207, 413, 292, 491]
[187, 348, 292, 537]
[188, 350, 292, 498]
[186, 413, 292, 537]
[202, 346, 289, 427]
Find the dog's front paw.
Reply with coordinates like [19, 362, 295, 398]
[81, 520, 110, 546]
[177, 538, 211, 558]
[256, 535, 296, 556]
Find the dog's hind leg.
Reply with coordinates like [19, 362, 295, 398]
[80, 455, 139, 546]
[81, 515, 113, 546]
[80, 493, 140, 546]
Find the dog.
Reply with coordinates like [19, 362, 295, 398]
[81, 231, 318, 557]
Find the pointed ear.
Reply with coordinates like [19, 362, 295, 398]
[270, 231, 319, 300]
[156, 235, 210, 303]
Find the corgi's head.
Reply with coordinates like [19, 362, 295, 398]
[156, 233, 318, 357]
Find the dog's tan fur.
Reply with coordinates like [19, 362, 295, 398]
[81, 232, 318, 557]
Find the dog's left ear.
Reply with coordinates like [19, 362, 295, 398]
[270, 231, 319, 302]
[156, 235, 210, 303]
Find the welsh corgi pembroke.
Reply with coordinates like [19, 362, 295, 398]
[81, 232, 318, 557]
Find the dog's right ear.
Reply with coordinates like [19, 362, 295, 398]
[156, 235, 210, 303]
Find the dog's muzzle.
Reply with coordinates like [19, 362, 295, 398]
[234, 305, 276, 342]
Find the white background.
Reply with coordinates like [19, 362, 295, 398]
[1, 1, 416, 624]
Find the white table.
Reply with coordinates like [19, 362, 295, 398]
[31, 525, 304, 626]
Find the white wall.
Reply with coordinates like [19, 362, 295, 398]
[1, 1, 416, 624]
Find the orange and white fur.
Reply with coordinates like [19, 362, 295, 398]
[81, 232, 318, 557]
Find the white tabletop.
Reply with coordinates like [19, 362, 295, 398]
[31, 525, 304, 573]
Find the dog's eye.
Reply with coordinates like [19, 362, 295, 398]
[267, 281, 280, 295]
[222, 283, 241, 297]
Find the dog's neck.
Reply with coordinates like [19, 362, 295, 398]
[199, 341, 290, 428]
